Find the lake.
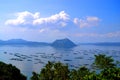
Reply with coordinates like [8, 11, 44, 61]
[0, 45, 120, 79]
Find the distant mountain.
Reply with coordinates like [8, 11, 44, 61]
[0, 39, 49, 46]
[51, 38, 77, 48]
[2, 38, 120, 47]
[6, 39, 28, 44]
[0, 38, 77, 48]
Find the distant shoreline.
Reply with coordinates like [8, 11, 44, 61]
[79, 42, 120, 46]
[0, 39, 120, 46]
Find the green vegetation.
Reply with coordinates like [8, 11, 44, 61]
[93, 54, 115, 69]
[0, 54, 120, 80]
[31, 54, 120, 80]
[0, 61, 26, 80]
[31, 61, 69, 80]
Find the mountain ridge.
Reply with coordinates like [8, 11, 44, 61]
[0, 38, 120, 47]
[0, 38, 77, 48]
[0, 39, 50, 46]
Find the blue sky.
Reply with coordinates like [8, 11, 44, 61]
[0, 0, 120, 43]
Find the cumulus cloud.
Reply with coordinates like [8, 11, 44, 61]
[5, 11, 69, 27]
[73, 16, 100, 28]
[5, 11, 40, 25]
[33, 11, 69, 25]
[5, 11, 101, 29]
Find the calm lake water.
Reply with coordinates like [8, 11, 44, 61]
[0, 45, 120, 79]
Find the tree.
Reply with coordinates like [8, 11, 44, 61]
[54, 62, 69, 80]
[0, 61, 26, 80]
[93, 54, 115, 69]
[70, 66, 90, 80]
[31, 54, 120, 80]
[31, 61, 69, 80]
[39, 61, 54, 80]
[100, 67, 120, 80]
[83, 72, 101, 80]
[31, 72, 39, 80]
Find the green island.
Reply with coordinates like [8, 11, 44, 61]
[0, 54, 120, 80]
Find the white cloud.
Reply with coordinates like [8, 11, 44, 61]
[5, 11, 101, 29]
[33, 11, 69, 26]
[73, 16, 100, 28]
[5, 11, 69, 27]
[5, 11, 40, 25]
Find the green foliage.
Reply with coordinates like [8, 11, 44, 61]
[31, 72, 39, 80]
[40, 61, 54, 80]
[31, 61, 69, 80]
[94, 54, 115, 69]
[0, 61, 26, 80]
[70, 66, 90, 80]
[53, 62, 69, 80]
[83, 72, 101, 80]
[1, 54, 119, 80]
[100, 67, 120, 80]
[31, 54, 120, 80]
